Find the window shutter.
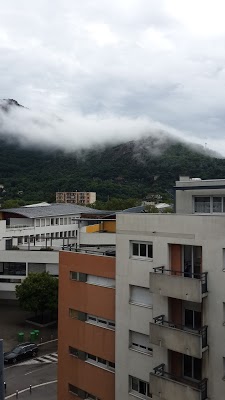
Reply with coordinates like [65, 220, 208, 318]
[130, 286, 152, 306]
[131, 331, 149, 347]
[87, 275, 115, 287]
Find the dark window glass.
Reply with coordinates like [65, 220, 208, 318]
[131, 377, 139, 391]
[139, 380, 146, 395]
[132, 243, 139, 256]
[98, 357, 106, 365]
[140, 244, 146, 257]
[213, 197, 222, 212]
[69, 346, 78, 357]
[194, 358, 202, 380]
[148, 244, 153, 258]
[184, 355, 192, 378]
[185, 309, 194, 329]
[70, 271, 77, 280]
[68, 384, 78, 395]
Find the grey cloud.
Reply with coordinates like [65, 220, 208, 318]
[0, 1, 224, 154]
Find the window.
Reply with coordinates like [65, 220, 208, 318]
[69, 346, 78, 357]
[69, 308, 78, 319]
[183, 355, 201, 381]
[184, 309, 201, 330]
[68, 384, 78, 396]
[130, 331, 153, 355]
[41, 234, 45, 241]
[129, 376, 151, 398]
[194, 197, 210, 213]
[0, 262, 26, 276]
[55, 218, 59, 225]
[64, 218, 67, 225]
[86, 314, 115, 330]
[213, 197, 222, 212]
[36, 219, 40, 227]
[60, 218, 63, 225]
[130, 286, 152, 307]
[68, 217, 71, 224]
[70, 271, 87, 282]
[41, 219, 45, 227]
[18, 237, 23, 245]
[64, 231, 67, 237]
[86, 353, 115, 371]
[51, 218, 54, 226]
[131, 242, 153, 259]
[194, 196, 225, 213]
[72, 230, 75, 237]
[46, 218, 50, 226]
[87, 275, 115, 288]
[60, 232, 63, 238]
[183, 245, 202, 277]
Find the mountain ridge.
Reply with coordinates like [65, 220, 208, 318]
[0, 99, 224, 203]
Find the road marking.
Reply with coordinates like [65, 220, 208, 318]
[18, 352, 58, 366]
[25, 363, 54, 376]
[5, 380, 57, 399]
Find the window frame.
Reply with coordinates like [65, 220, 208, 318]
[129, 376, 151, 399]
[194, 195, 225, 214]
[86, 314, 115, 330]
[130, 241, 153, 260]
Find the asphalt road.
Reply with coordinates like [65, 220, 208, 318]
[4, 351, 57, 399]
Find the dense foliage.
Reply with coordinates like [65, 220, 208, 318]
[15, 272, 58, 317]
[0, 135, 225, 204]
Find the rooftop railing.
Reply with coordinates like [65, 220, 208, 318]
[153, 266, 208, 294]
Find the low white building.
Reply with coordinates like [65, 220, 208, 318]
[0, 203, 114, 300]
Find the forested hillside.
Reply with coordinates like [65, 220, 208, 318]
[0, 133, 225, 204]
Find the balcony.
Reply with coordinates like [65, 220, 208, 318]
[150, 267, 208, 302]
[150, 315, 208, 359]
[150, 364, 207, 400]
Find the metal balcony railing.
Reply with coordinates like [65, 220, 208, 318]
[153, 315, 208, 349]
[152, 364, 208, 400]
[153, 266, 208, 294]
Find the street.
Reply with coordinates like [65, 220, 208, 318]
[4, 351, 57, 399]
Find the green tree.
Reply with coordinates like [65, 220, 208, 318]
[15, 272, 58, 320]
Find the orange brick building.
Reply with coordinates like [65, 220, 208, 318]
[58, 250, 115, 400]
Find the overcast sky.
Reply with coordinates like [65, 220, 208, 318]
[1, 0, 225, 153]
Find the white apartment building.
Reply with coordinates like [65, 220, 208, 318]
[115, 177, 225, 400]
[0, 203, 114, 300]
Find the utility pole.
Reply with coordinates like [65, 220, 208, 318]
[0, 340, 4, 400]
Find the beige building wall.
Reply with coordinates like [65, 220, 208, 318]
[56, 191, 96, 205]
[116, 213, 225, 400]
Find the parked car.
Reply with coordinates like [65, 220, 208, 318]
[4, 342, 38, 364]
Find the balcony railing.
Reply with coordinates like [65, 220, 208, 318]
[153, 266, 208, 294]
[153, 315, 208, 349]
[151, 364, 207, 400]
[6, 224, 32, 230]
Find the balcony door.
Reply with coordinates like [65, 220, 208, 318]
[183, 355, 202, 381]
[183, 246, 202, 278]
[184, 308, 201, 330]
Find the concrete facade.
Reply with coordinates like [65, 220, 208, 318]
[116, 212, 225, 400]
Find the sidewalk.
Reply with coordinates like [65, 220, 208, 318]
[0, 304, 57, 351]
